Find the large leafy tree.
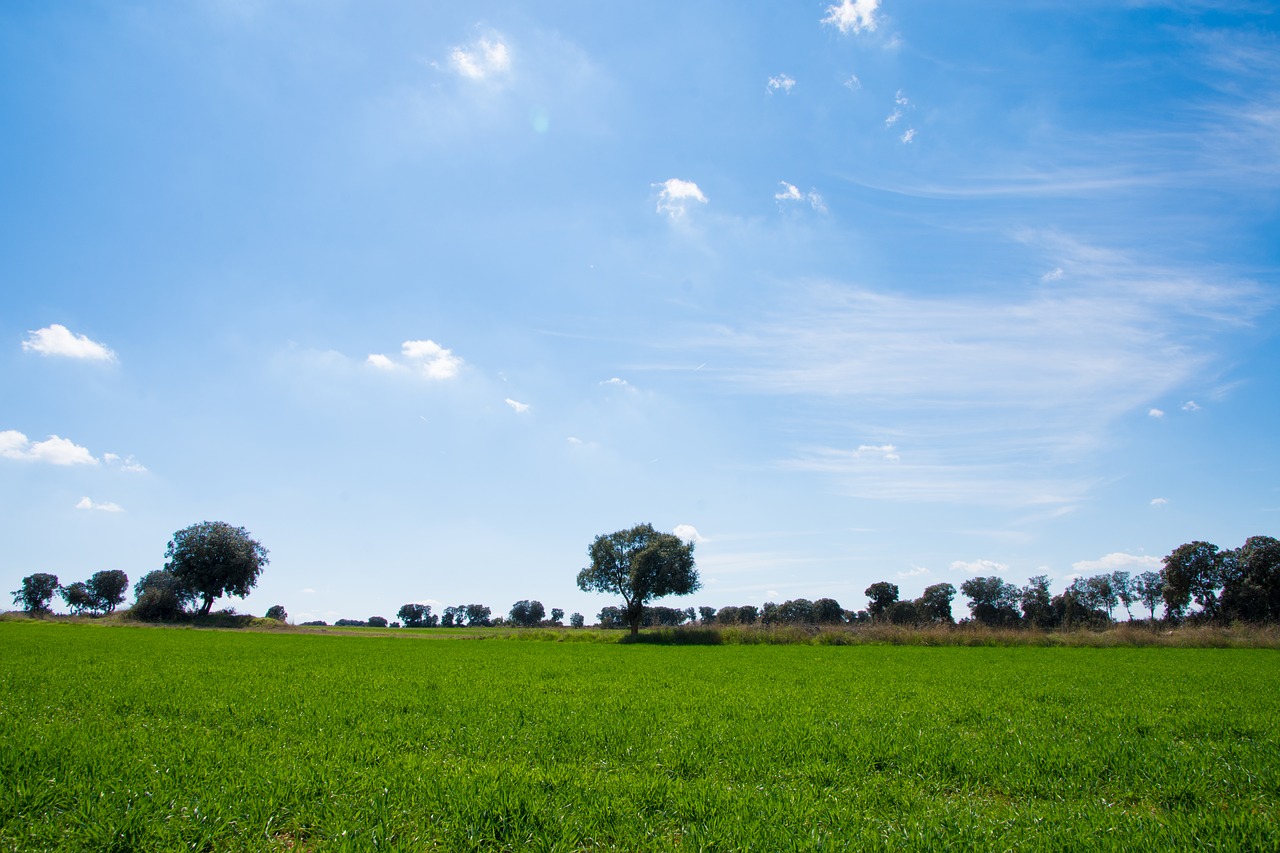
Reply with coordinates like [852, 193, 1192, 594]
[1226, 535, 1280, 622]
[917, 582, 957, 624]
[87, 570, 129, 614]
[577, 523, 698, 637]
[164, 521, 269, 616]
[509, 599, 545, 627]
[60, 581, 96, 615]
[864, 582, 900, 619]
[12, 573, 59, 615]
[960, 576, 1021, 627]
[1161, 541, 1224, 621]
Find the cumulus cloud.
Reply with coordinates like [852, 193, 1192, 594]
[654, 178, 708, 219]
[449, 36, 511, 81]
[22, 324, 116, 361]
[504, 398, 530, 414]
[1148, 408, 1165, 418]
[897, 565, 930, 578]
[0, 430, 98, 466]
[1182, 400, 1201, 411]
[673, 524, 705, 544]
[766, 74, 795, 95]
[856, 444, 900, 462]
[76, 497, 124, 513]
[822, 0, 881, 34]
[366, 340, 463, 380]
[1150, 497, 1168, 507]
[601, 377, 631, 388]
[950, 559, 1009, 574]
[1071, 552, 1161, 573]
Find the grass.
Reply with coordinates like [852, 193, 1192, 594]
[2, 620, 1278, 850]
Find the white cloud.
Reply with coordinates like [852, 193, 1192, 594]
[844, 75, 862, 91]
[895, 89, 910, 107]
[673, 524, 705, 544]
[601, 377, 631, 388]
[900, 128, 916, 144]
[1148, 408, 1165, 418]
[449, 36, 511, 81]
[1182, 400, 1201, 411]
[885, 109, 902, 127]
[567, 436, 583, 445]
[822, 0, 881, 34]
[1071, 552, 1161, 573]
[22, 324, 116, 361]
[766, 74, 795, 95]
[367, 340, 463, 380]
[654, 178, 708, 219]
[1042, 267, 1065, 282]
[504, 398, 530, 414]
[950, 559, 1009, 575]
[76, 497, 124, 513]
[897, 565, 930, 578]
[0, 430, 98, 466]
[1150, 497, 1168, 507]
[775, 182, 827, 212]
[856, 444, 900, 462]
[103, 452, 147, 473]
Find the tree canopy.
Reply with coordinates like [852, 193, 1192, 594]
[12, 573, 59, 614]
[577, 523, 698, 636]
[164, 521, 269, 616]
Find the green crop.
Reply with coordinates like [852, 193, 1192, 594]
[1, 621, 1277, 851]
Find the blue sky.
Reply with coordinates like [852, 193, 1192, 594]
[3, 0, 1277, 624]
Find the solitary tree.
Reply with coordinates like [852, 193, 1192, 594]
[87, 570, 129, 614]
[164, 521, 269, 616]
[266, 604, 288, 622]
[577, 523, 699, 637]
[917, 583, 957, 624]
[509, 599, 546, 627]
[569, 612, 585, 628]
[12, 573, 59, 615]
[550, 607, 565, 626]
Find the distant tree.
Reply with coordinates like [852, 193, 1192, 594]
[577, 523, 699, 637]
[164, 521, 269, 616]
[777, 599, 815, 624]
[60, 581, 95, 615]
[1134, 571, 1165, 621]
[887, 599, 919, 625]
[550, 607, 565, 626]
[698, 605, 717, 624]
[463, 604, 492, 627]
[87, 570, 129, 614]
[131, 570, 196, 621]
[301, 620, 327, 626]
[1111, 571, 1134, 620]
[960, 576, 1021, 627]
[1051, 581, 1097, 628]
[509, 599, 546, 627]
[1084, 575, 1117, 620]
[760, 601, 780, 625]
[1224, 536, 1280, 622]
[597, 605, 625, 628]
[716, 605, 740, 625]
[441, 606, 459, 627]
[1162, 541, 1225, 621]
[11, 573, 59, 615]
[916, 583, 957, 624]
[398, 603, 431, 627]
[737, 605, 759, 625]
[335, 618, 367, 627]
[368, 616, 388, 628]
[644, 605, 690, 627]
[864, 582, 900, 619]
[813, 598, 845, 624]
[569, 612, 585, 628]
[265, 604, 288, 621]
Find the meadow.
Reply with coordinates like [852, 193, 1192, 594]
[1, 621, 1277, 851]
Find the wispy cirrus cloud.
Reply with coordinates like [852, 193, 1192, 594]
[504, 398, 530, 414]
[22, 324, 116, 361]
[448, 35, 511, 82]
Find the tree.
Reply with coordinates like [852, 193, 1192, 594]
[569, 612, 584, 628]
[960, 576, 1021, 627]
[887, 600, 920, 625]
[60, 581, 95, 615]
[1111, 571, 1134, 621]
[577, 523, 699, 637]
[266, 604, 288, 621]
[1084, 575, 1117, 621]
[87, 570, 129, 614]
[1134, 571, 1165, 621]
[164, 521, 269, 616]
[698, 605, 717, 624]
[864, 582, 899, 619]
[1019, 576, 1053, 628]
[813, 598, 845, 624]
[131, 570, 195, 621]
[12, 573, 59, 615]
[368, 616, 388, 628]
[463, 604, 492, 627]
[509, 599, 546, 627]
[398, 603, 432, 627]
[1162, 541, 1224, 621]
[1224, 536, 1280, 622]
[550, 607, 565, 626]
[917, 583, 957, 624]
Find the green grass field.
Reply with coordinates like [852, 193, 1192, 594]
[2, 621, 1277, 851]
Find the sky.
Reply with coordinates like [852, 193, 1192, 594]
[3, 0, 1278, 624]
